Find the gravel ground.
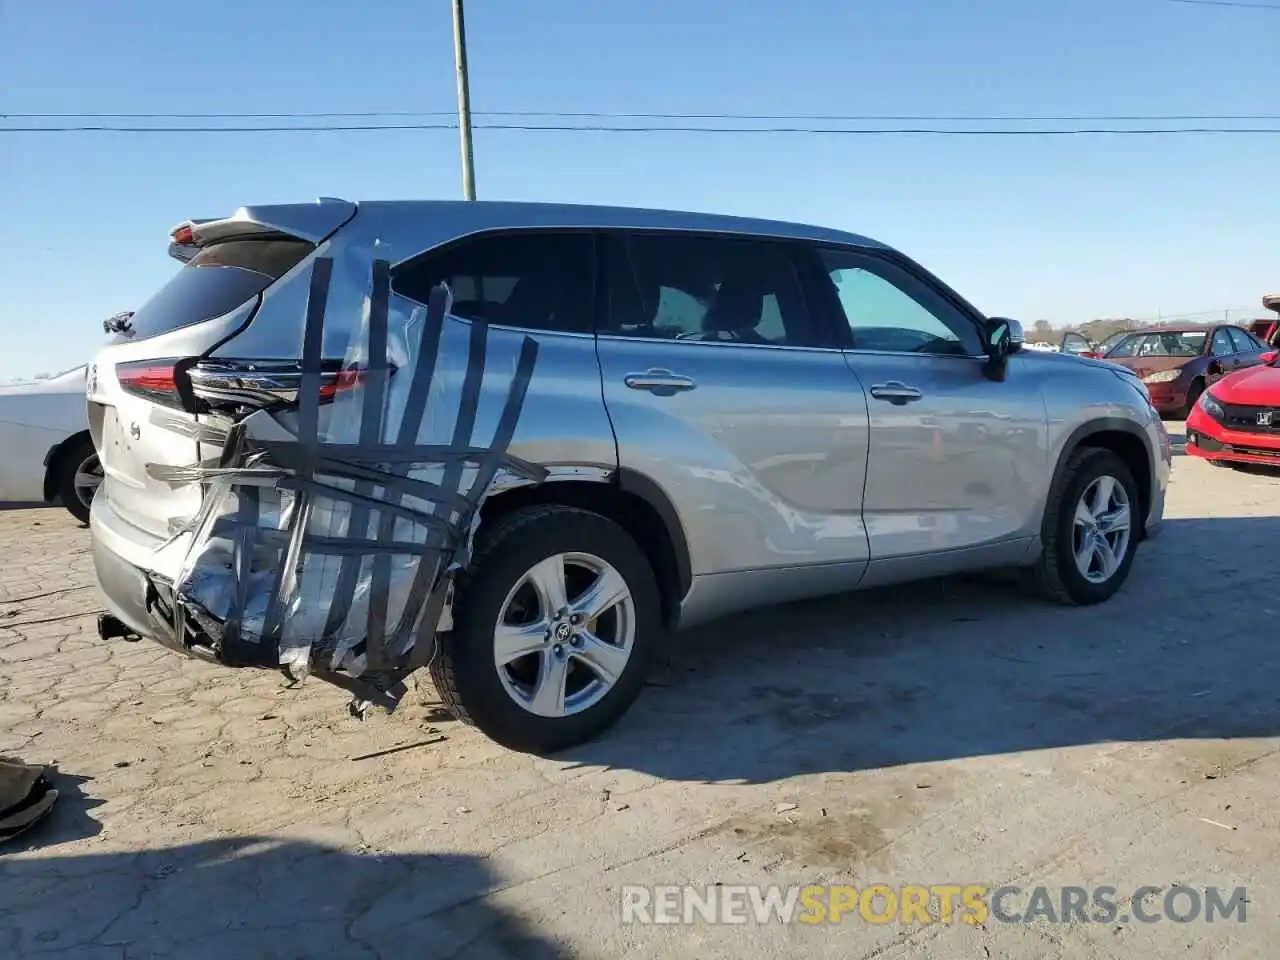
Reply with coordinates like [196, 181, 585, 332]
[3, 423, 1280, 959]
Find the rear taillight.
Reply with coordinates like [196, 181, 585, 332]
[318, 368, 372, 401]
[117, 359, 186, 409]
[186, 359, 390, 413]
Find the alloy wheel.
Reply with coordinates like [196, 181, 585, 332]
[493, 551, 636, 718]
[73, 453, 103, 509]
[1072, 475, 1131, 584]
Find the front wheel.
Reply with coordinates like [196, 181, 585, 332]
[431, 504, 662, 753]
[1183, 380, 1205, 419]
[1029, 447, 1140, 605]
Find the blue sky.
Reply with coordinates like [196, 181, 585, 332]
[2, 0, 1278, 378]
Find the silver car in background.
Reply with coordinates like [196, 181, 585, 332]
[88, 199, 1170, 753]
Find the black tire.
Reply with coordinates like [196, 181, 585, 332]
[430, 504, 662, 754]
[55, 435, 99, 524]
[1183, 379, 1205, 419]
[1028, 447, 1141, 606]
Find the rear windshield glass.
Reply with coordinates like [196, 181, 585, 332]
[125, 238, 314, 340]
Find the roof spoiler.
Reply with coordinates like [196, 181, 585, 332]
[166, 197, 357, 262]
[1263, 293, 1280, 315]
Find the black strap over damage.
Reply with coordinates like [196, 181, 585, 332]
[149, 254, 545, 707]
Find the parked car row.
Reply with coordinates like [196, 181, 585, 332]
[1186, 296, 1280, 468]
[1058, 323, 1275, 417]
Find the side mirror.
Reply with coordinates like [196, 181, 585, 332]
[1262, 350, 1278, 365]
[985, 317, 1024, 358]
[982, 317, 1023, 381]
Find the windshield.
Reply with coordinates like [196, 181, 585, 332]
[1108, 331, 1206, 359]
[1097, 330, 1129, 355]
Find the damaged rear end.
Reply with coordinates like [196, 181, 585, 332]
[90, 199, 546, 709]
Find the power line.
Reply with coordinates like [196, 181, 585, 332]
[6, 122, 1280, 136]
[1158, 0, 1280, 9]
[6, 110, 1280, 122]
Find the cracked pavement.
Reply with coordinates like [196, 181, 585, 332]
[3, 426, 1280, 958]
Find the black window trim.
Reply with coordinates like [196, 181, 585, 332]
[799, 242, 989, 359]
[1209, 326, 1237, 358]
[1224, 325, 1260, 355]
[592, 227, 840, 351]
[388, 226, 600, 339]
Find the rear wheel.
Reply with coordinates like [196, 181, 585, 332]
[431, 504, 662, 754]
[1029, 447, 1140, 605]
[55, 435, 101, 524]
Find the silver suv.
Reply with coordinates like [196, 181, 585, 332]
[88, 199, 1170, 753]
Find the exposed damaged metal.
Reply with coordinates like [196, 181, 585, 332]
[139, 257, 545, 711]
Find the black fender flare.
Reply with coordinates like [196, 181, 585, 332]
[615, 467, 693, 600]
[1044, 417, 1155, 534]
[42, 431, 91, 503]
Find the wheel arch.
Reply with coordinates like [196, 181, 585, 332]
[479, 468, 692, 631]
[42, 429, 93, 503]
[1046, 418, 1153, 537]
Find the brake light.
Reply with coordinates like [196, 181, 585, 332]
[171, 224, 195, 245]
[318, 368, 369, 400]
[116, 359, 185, 409]
[186, 359, 392, 413]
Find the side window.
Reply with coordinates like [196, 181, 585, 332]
[603, 232, 819, 347]
[1226, 327, 1254, 354]
[814, 248, 978, 356]
[1210, 328, 1235, 357]
[391, 231, 594, 334]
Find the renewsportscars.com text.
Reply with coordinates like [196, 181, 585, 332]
[620, 884, 1248, 926]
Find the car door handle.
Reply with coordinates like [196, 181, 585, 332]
[624, 369, 697, 395]
[869, 381, 923, 405]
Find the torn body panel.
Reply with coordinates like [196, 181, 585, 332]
[143, 261, 546, 709]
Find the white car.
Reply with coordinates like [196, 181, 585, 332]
[0, 365, 100, 522]
[1022, 341, 1060, 353]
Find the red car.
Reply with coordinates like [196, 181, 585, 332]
[1102, 324, 1271, 418]
[1186, 349, 1280, 466]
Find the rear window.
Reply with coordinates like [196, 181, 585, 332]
[125, 238, 314, 340]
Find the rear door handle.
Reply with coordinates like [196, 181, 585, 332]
[624, 369, 697, 396]
[869, 381, 923, 405]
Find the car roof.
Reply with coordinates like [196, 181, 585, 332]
[1129, 324, 1216, 334]
[354, 199, 891, 250]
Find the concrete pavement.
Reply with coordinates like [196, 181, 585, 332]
[2, 425, 1279, 958]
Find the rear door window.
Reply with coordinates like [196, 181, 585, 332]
[1211, 328, 1236, 357]
[126, 239, 314, 340]
[391, 231, 595, 334]
[601, 231, 820, 347]
[1226, 327, 1255, 354]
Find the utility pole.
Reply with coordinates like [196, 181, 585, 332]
[451, 0, 477, 200]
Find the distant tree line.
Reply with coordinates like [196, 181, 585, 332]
[1027, 317, 1144, 346]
